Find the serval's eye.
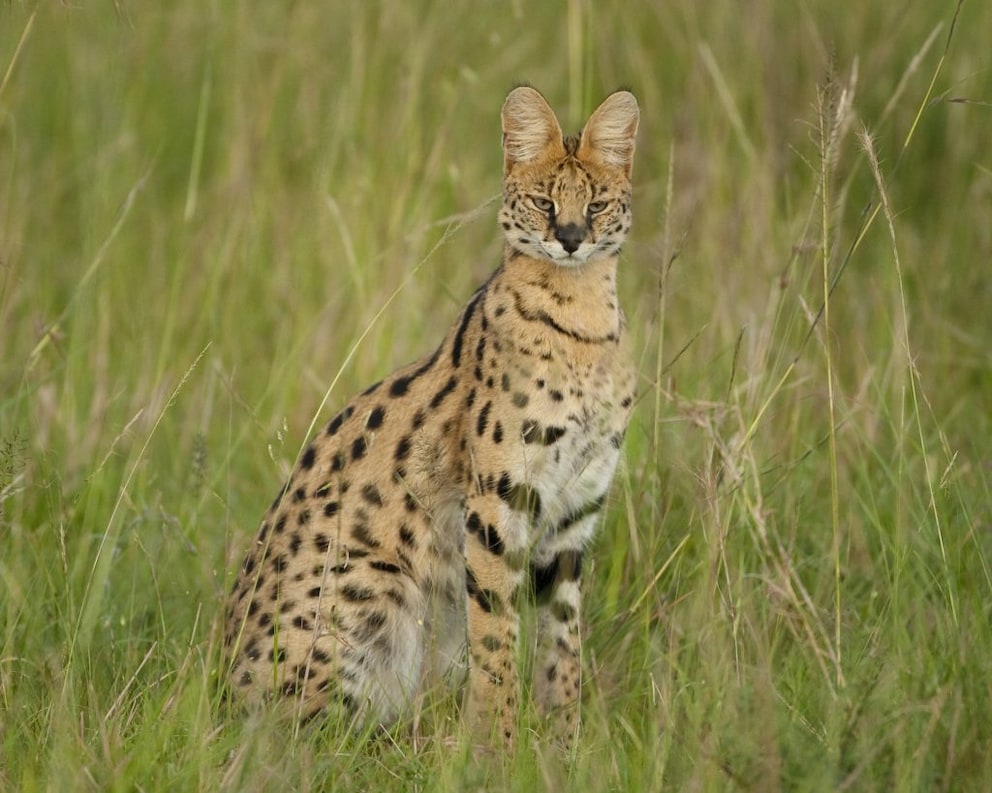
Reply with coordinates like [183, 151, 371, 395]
[587, 201, 608, 214]
[530, 196, 555, 213]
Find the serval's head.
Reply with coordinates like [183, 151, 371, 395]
[499, 86, 639, 267]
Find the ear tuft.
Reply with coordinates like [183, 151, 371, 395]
[578, 90, 640, 173]
[501, 87, 564, 171]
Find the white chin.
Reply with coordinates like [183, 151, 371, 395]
[543, 244, 590, 265]
[560, 247, 599, 264]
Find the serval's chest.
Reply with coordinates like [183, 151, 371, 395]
[464, 270, 635, 563]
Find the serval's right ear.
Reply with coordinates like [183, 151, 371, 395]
[501, 86, 565, 173]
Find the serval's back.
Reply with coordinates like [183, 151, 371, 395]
[223, 85, 639, 748]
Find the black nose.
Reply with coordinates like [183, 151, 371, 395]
[555, 223, 584, 254]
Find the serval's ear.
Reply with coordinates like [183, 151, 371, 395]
[578, 91, 639, 175]
[501, 86, 565, 173]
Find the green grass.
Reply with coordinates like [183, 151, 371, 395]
[2, 1, 990, 790]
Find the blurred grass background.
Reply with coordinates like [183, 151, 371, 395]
[1, 1, 990, 790]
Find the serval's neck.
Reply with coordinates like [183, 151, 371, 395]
[496, 246, 623, 345]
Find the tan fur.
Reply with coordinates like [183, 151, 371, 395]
[223, 86, 639, 749]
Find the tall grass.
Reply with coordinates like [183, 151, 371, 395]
[2, 1, 990, 790]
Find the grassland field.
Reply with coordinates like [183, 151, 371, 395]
[1, 1, 991, 790]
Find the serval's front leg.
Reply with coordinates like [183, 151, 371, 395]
[462, 491, 528, 747]
[533, 547, 586, 750]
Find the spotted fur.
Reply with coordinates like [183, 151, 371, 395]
[223, 86, 639, 748]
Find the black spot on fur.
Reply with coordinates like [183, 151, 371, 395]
[398, 523, 417, 547]
[551, 599, 577, 622]
[327, 406, 353, 437]
[361, 483, 383, 507]
[390, 346, 441, 397]
[351, 519, 382, 549]
[354, 611, 388, 641]
[466, 568, 503, 614]
[341, 583, 376, 602]
[451, 290, 483, 367]
[532, 549, 584, 598]
[467, 511, 504, 555]
[430, 375, 458, 409]
[522, 420, 566, 445]
[497, 473, 542, 519]
[366, 406, 386, 430]
[270, 484, 287, 513]
[300, 445, 317, 470]
[476, 401, 492, 436]
[556, 495, 605, 533]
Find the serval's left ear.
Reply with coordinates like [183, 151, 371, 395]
[578, 91, 639, 175]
